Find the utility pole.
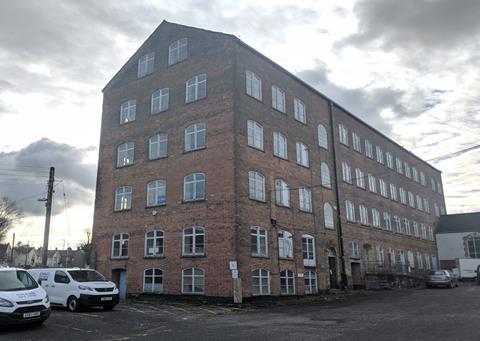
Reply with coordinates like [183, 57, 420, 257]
[10, 233, 15, 266]
[41, 167, 55, 267]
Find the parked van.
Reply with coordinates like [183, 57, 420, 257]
[29, 268, 119, 312]
[0, 267, 50, 325]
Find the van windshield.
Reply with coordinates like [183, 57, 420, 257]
[68, 270, 106, 282]
[0, 270, 38, 291]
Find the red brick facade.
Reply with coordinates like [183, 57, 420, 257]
[92, 21, 445, 298]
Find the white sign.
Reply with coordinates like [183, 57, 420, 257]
[231, 270, 238, 279]
[229, 261, 237, 270]
[297, 273, 304, 278]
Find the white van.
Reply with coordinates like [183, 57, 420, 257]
[0, 267, 50, 325]
[29, 268, 119, 312]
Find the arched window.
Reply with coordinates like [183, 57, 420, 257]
[185, 123, 206, 151]
[252, 269, 270, 296]
[321, 162, 331, 188]
[183, 173, 205, 201]
[148, 133, 168, 159]
[147, 180, 166, 207]
[117, 142, 134, 167]
[296, 142, 309, 167]
[182, 227, 205, 256]
[151, 88, 169, 114]
[318, 124, 328, 149]
[275, 179, 290, 207]
[278, 230, 293, 259]
[324, 203, 334, 229]
[144, 230, 164, 257]
[143, 269, 163, 293]
[182, 268, 204, 294]
[248, 171, 265, 202]
[114, 186, 132, 211]
[302, 235, 315, 267]
[280, 270, 295, 295]
[247, 120, 263, 150]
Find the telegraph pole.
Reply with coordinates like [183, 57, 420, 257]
[41, 167, 55, 267]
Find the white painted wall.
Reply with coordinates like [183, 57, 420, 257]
[436, 233, 469, 260]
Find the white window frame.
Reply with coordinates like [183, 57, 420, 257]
[299, 187, 312, 212]
[247, 120, 264, 150]
[349, 240, 360, 259]
[345, 200, 355, 222]
[144, 230, 164, 257]
[120, 100, 136, 124]
[355, 168, 365, 189]
[302, 234, 316, 267]
[339, 124, 349, 145]
[182, 268, 205, 294]
[395, 157, 403, 174]
[273, 132, 288, 159]
[321, 162, 331, 188]
[294, 97, 306, 123]
[372, 208, 380, 228]
[280, 270, 295, 295]
[359, 205, 369, 225]
[365, 140, 373, 158]
[147, 180, 166, 207]
[117, 142, 134, 167]
[183, 173, 205, 201]
[149, 133, 168, 160]
[275, 179, 290, 207]
[296, 142, 309, 167]
[114, 186, 132, 211]
[376, 146, 384, 164]
[143, 268, 163, 293]
[386, 152, 394, 169]
[138, 52, 154, 78]
[248, 171, 266, 202]
[318, 124, 328, 149]
[168, 38, 188, 65]
[324, 203, 334, 229]
[246, 70, 262, 100]
[252, 269, 270, 296]
[304, 271, 317, 294]
[389, 183, 397, 201]
[399, 187, 407, 205]
[151, 88, 169, 114]
[185, 123, 206, 152]
[383, 212, 392, 231]
[352, 132, 362, 152]
[182, 227, 205, 256]
[368, 174, 376, 193]
[342, 161, 352, 184]
[250, 227, 268, 256]
[112, 233, 129, 258]
[185, 74, 207, 103]
[278, 230, 293, 259]
[379, 179, 388, 197]
[272, 85, 286, 112]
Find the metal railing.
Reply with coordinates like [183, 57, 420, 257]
[363, 261, 429, 278]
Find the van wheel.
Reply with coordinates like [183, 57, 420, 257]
[67, 296, 79, 312]
[103, 305, 114, 311]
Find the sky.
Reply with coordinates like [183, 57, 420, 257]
[0, 0, 479, 249]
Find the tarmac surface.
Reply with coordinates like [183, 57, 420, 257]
[2, 282, 479, 340]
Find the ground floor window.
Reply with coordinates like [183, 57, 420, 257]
[143, 269, 163, 293]
[304, 271, 317, 294]
[182, 268, 205, 294]
[280, 270, 295, 295]
[252, 269, 270, 295]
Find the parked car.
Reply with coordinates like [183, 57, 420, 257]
[0, 267, 51, 325]
[476, 265, 480, 284]
[426, 270, 459, 288]
[28, 268, 119, 312]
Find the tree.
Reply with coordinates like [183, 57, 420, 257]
[0, 197, 22, 242]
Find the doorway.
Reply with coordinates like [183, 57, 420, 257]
[112, 269, 127, 301]
[351, 263, 363, 289]
[327, 248, 338, 289]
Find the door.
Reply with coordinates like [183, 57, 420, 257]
[52, 270, 71, 305]
[112, 269, 127, 301]
[328, 248, 338, 289]
[351, 263, 363, 289]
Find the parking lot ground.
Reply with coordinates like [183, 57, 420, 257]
[2, 282, 480, 340]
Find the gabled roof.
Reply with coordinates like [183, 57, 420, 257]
[436, 212, 480, 234]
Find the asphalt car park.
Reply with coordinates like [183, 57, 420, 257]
[2, 282, 480, 341]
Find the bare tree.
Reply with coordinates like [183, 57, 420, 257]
[0, 197, 22, 242]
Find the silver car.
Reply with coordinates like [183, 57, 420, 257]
[426, 270, 459, 288]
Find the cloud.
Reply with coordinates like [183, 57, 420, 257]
[0, 138, 96, 216]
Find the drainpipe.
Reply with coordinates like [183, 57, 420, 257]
[327, 101, 348, 290]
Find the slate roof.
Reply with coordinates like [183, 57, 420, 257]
[436, 212, 480, 234]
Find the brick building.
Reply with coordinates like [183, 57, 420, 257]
[92, 21, 446, 298]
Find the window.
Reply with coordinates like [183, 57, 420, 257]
[395, 157, 403, 174]
[271, 85, 286, 112]
[251, 227, 267, 256]
[338, 124, 349, 145]
[273, 132, 288, 159]
[299, 187, 312, 212]
[147, 180, 166, 207]
[355, 168, 365, 189]
[296, 142, 309, 167]
[386, 152, 393, 169]
[349, 241, 360, 259]
[388, 248, 396, 266]
[437, 180, 443, 194]
[143, 269, 163, 293]
[302, 235, 315, 267]
[404, 218, 411, 235]
[440, 205, 446, 215]
[182, 268, 205, 294]
[185, 123, 206, 151]
[120, 100, 136, 124]
[186, 74, 207, 103]
[365, 140, 373, 158]
[117, 142, 134, 167]
[252, 269, 270, 295]
[280, 270, 295, 295]
[137, 52, 154, 78]
[321, 162, 331, 188]
[248, 171, 266, 202]
[182, 227, 205, 256]
[345, 200, 355, 222]
[431, 178, 437, 192]
[420, 172, 426, 186]
[359, 205, 369, 225]
[412, 167, 419, 182]
[54, 271, 70, 284]
[278, 230, 293, 259]
[168, 38, 187, 65]
[112, 233, 129, 258]
[372, 208, 380, 228]
[407, 251, 415, 268]
[434, 203, 440, 217]
[318, 124, 328, 149]
[466, 235, 480, 258]
[394, 216, 402, 233]
[247, 120, 264, 150]
[246, 70, 262, 100]
[324, 203, 334, 229]
[145, 230, 164, 257]
[389, 184, 397, 201]
[424, 198, 430, 213]
[368, 174, 377, 193]
[399, 187, 407, 205]
[383, 212, 392, 231]
[183, 173, 205, 201]
[408, 191, 415, 208]
[420, 224, 427, 239]
[416, 195, 423, 211]
[379, 179, 388, 197]
[151, 88, 169, 114]
[304, 271, 317, 294]
[352, 133, 362, 152]
[377, 246, 385, 265]
[413, 222, 420, 238]
[115, 186, 132, 211]
[376, 146, 384, 164]
[294, 98, 306, 123]
[275, 179, 290, 207]
[149, 133, 168, 160]
[342, 161, 352, 184]
[404, 162, 411, 178]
